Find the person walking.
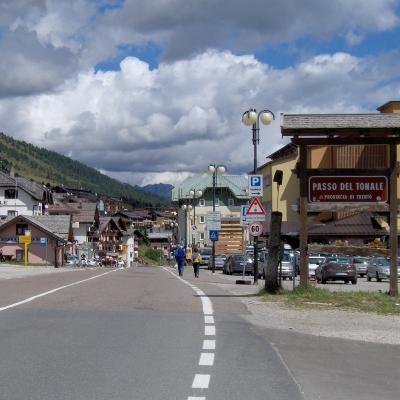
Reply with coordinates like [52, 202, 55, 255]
[175, 245, 186, 276]
[192, 248, 202, 278]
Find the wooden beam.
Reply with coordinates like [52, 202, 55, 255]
[306, 168, 390, 177]
[291, 137, 400, 145]
[299, 145, 308, 286]
[283, 128, 400, 137]
[389, 144, 398, 296]
[307, 202, 389, 213]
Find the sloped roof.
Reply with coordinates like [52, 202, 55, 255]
[68, 202, 98, 223]
[98, 216, 126, 235]
[262, 213, 389, 237]
[307, 213, 389, 237]
[171, 174, 250, 201]
[281, 113, 400, 133]
[0, 171, 16, 186]
[0, 171, 47, 200]
[0, 215, 66, 242]
[33, 215, 72, 240]
[16, 176, 47, 200]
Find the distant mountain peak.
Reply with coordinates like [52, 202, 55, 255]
[141, 183, 174, 198]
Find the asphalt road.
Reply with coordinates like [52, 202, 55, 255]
[0, 265, 399, 400]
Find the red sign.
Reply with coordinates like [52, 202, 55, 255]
[309, 176, 388, 203]
[249, 222, 263, 237]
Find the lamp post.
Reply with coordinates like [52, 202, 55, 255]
[242, 108, 275, 284]
[181, 203, 192, 249]
[188, 189, 203, 246]
[207, 164, 226, 273]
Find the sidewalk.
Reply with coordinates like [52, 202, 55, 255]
[203, 269, 400, 345]
[0, 264, 70, 280]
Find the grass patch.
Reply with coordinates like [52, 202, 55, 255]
[138, 245, 166, 266]
[258, 285, 400, 315]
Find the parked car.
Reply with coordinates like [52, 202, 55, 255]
[259, 251, 294, 280]
[200, 248, 212, 266]
[315, 256, 357, 284]
[308, 255, 325, 277]
[223, 254, 252, 275]
[366, 257, 400, 282]
[278, 252, 295, 280]
[87, 258, 99, 267]
[65, 255, 79, 266]
[350, 256, 370, 277]
[207, 254, 226, 270]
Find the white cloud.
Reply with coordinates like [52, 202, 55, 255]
[1, 49, 400, 185]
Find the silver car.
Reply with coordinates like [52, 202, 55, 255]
[367, 258, 400, 282]
[279, 252, 295, 280]
[350, 257, 370, 277]
[207, 254, 226, 270]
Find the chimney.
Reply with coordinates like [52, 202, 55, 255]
[377, 101, 400, 113]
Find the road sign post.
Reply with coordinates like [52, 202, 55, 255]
[248, 175, 263, 197]
[249, 222, 263, 237]
[209, 230, 219, 241]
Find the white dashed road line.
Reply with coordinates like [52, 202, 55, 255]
[192, 374, 211, 389]
[163, 267, 215, 399]
[199, 353, 215, 366]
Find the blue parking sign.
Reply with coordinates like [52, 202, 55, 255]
[248, 175, 263, 196]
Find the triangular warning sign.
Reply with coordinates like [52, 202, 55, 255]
[246, 197, 266, 215]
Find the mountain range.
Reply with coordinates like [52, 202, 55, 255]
[140, 183, 174, 198]
[0, 132, 169, 207]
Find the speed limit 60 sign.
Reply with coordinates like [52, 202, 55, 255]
[249, 222, 263, 237]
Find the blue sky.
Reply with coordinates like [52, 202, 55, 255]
[0, 0, 399, 186]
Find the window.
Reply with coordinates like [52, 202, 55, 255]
[199, 199, 205, 206]
[200, 233, 205, 240]
[8, 210, 18, 217]
[200, 215, 205, 223]
[16, 223, 28, 235]
[228, 198, 234, 206]
[5, 189, 18, 199]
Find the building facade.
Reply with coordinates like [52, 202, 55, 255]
[172, 174, 250, 248]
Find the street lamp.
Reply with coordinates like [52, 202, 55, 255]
[188, 189, 203, 246]
[181, 203, 192, 249]
[242, 108, 275, 284]
[207, 163, 226, 273]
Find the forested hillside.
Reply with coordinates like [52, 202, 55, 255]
[0, 133, 169, 207]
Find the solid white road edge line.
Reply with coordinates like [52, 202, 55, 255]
[0, 269, 118, 312]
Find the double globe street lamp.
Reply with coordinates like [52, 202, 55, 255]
[181, 203, 192, 248]
[242, 108, 275, 284]
[188, 188, 203, 246]
[207, 164, 226, 273]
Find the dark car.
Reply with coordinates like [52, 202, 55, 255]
[315, 256, 357, 284]
[223, 254, 252, 275]
[207, 254, 226, 270]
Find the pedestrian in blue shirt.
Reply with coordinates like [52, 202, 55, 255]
[175, 245, 186, 276]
